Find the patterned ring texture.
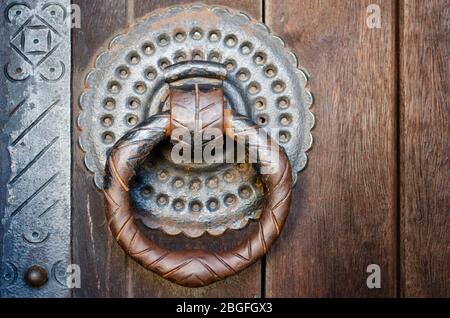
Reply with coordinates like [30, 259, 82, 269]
[103, 111, 292, 287]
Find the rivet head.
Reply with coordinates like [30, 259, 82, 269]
[24, 265, 48, 288]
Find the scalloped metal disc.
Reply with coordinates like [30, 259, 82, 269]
[79, 4, 314, 189]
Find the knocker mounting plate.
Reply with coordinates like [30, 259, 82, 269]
[78, 4, 314, 189]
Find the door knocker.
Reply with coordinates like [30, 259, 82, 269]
[79, 4, 314, 287]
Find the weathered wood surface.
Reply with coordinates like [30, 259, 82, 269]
[265, 0, 398, 297]
[400, 0, 450, 297]
[71, 0, 262, 298]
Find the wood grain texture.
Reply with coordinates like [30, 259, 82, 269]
[71, 0, 262, 297]
[134, 0, 262, 20]
[265, 0, 398, 297]
[70, 0, 450, 298]
[400, 0, 450, 297]
[71, 0, 129, 298]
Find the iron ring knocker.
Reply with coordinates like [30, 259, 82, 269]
[103, 62, 293, 287]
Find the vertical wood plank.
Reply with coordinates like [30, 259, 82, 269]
[265, 0, 397, 297]
[71, 0, 128, 297]
[400, 0, 450, 297]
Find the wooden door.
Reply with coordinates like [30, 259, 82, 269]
[68, 0, 449, 298]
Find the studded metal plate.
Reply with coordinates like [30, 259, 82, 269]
[130, 142, 265, 238]
[78, 4, 314, 189]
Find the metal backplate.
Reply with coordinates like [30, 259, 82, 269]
[78, 4, 314, 189]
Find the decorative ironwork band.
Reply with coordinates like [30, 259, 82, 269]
[0, 0, 71, 297]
